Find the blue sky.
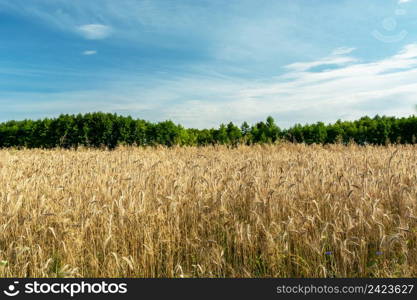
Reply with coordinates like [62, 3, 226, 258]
[0, 0, 417, 128]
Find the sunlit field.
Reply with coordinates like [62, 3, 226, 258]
[0, 143, 416, 277]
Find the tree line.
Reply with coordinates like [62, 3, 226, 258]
[0, 112, 416, 149]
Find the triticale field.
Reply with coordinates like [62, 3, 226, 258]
[0, 144, 416, 277]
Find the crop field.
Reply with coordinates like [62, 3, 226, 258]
[0, 144, 416, 278]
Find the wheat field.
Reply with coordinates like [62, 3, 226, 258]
[0, 143, 416, 277]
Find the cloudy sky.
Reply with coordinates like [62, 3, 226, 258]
[0, 0, 417, 128]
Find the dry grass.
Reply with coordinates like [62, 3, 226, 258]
[0, 143, 416, 278]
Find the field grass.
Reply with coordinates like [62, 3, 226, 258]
[0, 143, 416, 277]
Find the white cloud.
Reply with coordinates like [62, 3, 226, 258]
[135, 43, 417, 128]
[332, 47, 356, 56]
[77, 24, 112, 40]
[0, 1, 416, 127]
[82, 50, 97, 55]
[284, 49, 358, 73]
[2, 44, 417, 128]
[398, 0, 412, 3]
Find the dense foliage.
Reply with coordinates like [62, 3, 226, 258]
[0, 112, 416, 148]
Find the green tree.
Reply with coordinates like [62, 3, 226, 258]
[214, 124, 229, 145]
[226, 122, 242, 147]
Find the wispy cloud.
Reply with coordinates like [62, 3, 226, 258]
[2, 44, 417, 128]
[0, 1, 326, 64]
[284, 49, 358, 73]
[82, 50, 97, 56]
[332, 47, 356, 56]
[398, 0, 412, 4]
[0, 1, 416, 127]
[77, 24, 112, 40]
